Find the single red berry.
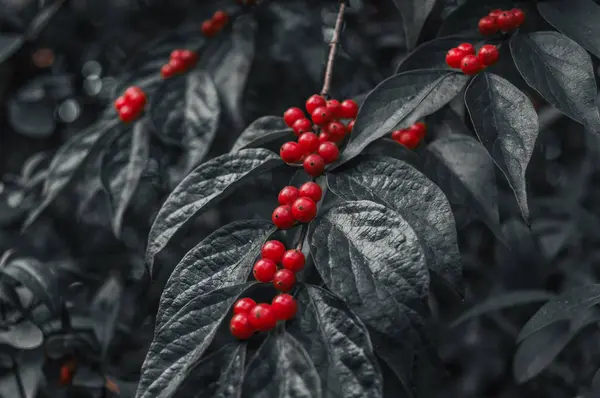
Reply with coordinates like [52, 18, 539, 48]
[124, 86, 146, 110]
[311, 106, 333, 126]
[488, 9, 503, 18]
[278, 186, 299, 206]
[478, 44, 499, 67]
[230, 313, 255, 339]
[272, 294, 298, 320]
[318, 132, 332, 143]
[305, 94, 327, 114]
[318, 142, 339, 164]
[298, 181, 322, 202]
[478, 16, 499, 35]
[510, 8, 525, 27]
[248, 304, 277, 331]
[233, 298, 257, 315]
[114, 96, 127, 111]
[391, 129, 406, 141]
[340, 99, 359, 119]
[202, 20, 218, 37]
[298, 132, 320, 154]
[292, 197, 317, 223]
[212, 10, 229, 27]
[273, 269, 296, 292]
[292, 118, 313, 136]
[261, 240, 287, 262]
[59, 362, 75, 385]
[326, 99, 342, 118]
[303, 154, 325, 177]
[325, 121, 347, 142]
[169, 58, 187, 74]
[161, 64, 176, 79]
[395, 130, 421, 150]
[180, 50, 198, 67]
[170, 49, 184, 60]
[496, 11, 516, 31]
[283, 107, 305, 127]
[118, 105, 137, 123]
[460, 54, 482, 75]
[409, 122, 427, 139]
[347, 119, 355, 132]
[272, 205, 295, 229]
[280, 141, 303, 163]
[253, 259, 277, 282]
[281, 249, 305, 273]
[457, 43, 475, 55]
[445, 48, 466, 69]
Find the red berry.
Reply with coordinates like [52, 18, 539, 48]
[280, 141, 303, 163]
[298, 132, 319, 154]
[272, 205, 295, 229]
[408, 122, 427, 139]
[278, 186, 299, 206]
[114, 96, 127, 111]
[325, 121, 347, 142]
[318, 132, 332, 143]
[457, 43, 475, 55]
[326, 99, 342, 118]
[395, 130, 421, 149]
[59, 363, 74, 385]
[460, 54, 482, 75]
[303, 154, 325, 177]
[253, 259, 277, 282]
[478, 44, 499, 67]
[213, 10, 229, 27]
[391, 129, 406, 141]
[305, 94, 327, 114]
[118, 105, 137, 123]
[445, 48, 466, 69]
[318, 142, 339, 164]
[230, 313, 255, 339]
[281, 249, 305, 273]
[170, 49, 184, 61]
[169, 58, 187, 74]
[261, 240, 286, 263]
[273, 269, 296, 292]
[271, 294, 298, 321]
[311, 106, 333, 126]
[124, 86, 146, 110]
[347, 120, 355, 132]
[291, 197, 317, 223]
[292, 118, 313, 136]
[478, 16, 498, 35]
[488, 9, 503, 18]
[248, 304, 277, 331]
[180, 50, 198, 67]
[233, 298, 257, 315]
[161, 64, 175, 79]
[340, 99, 359, 119]
[510, 8, 525, 27]
[283, 107, 305, 127]
[202, 20, 218, 37]
[496, 11, 515, 31]
[298, 181, 322, 202]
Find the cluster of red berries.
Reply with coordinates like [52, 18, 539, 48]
[114, 86, 147, 123]
[478, 8, 526, 36]
[201, 10, 230, 38]
[280, 95, 359, 176]
[446, 42, 499, 75]
[253, 239, 306, 289]
[272, 181, 322, 229]
[161, 49, 199, 79]
[229, 293, 298, 339]
[391, 121, 427, 149]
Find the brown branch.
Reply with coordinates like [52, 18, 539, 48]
[320, 0, 347, 98]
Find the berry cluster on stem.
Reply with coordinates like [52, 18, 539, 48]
[161, 49, 199, 79]
[478, 8, 525, 36]
[391, 121, 427, 149]
[202, 10, 230, 37]
[114, 86, 147, 123]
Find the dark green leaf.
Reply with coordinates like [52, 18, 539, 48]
[392, 0, 436, 50]
[465, 72, 538, 223]
[287, 285, 383, 398]
[327, 155, 462, 295]
[146, 148, 282, 275]
[156, 220, 274, 330]
[90, 275, 122, 358]
[150, 70, 220, 173]
[337, 70, 469, 167]
[437, 0, 515, 38]
[231, 116, 292, 153]
[1, 257, 60, 312]
[396, 36, 481, 73]
[136, 283, 253, 398]
[537, 0, 600, 59]
[510, 31, 600, 131]
[0, 320, 43, 351]
[0, 34, 23, 64]
[363, 138, 420, 166]
[242, 329, 321, 398]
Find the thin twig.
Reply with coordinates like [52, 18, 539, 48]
[320, 0, 347, 98]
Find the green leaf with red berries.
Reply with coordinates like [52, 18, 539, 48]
[146, 148, 282, 275]
[136, 283, 253, 398]
[286, 284, 384, 398]
[336, 69, 469, 167]
[396, 36, 483, 73]
[231, 116, 292, 153]
[327, 155, 463, 296]
[465, 72, 538, 224]
[510, 31, 600, 132]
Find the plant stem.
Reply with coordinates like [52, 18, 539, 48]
[320, 0, 347, 98]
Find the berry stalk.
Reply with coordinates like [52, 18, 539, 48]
[321, 0, 348, 98]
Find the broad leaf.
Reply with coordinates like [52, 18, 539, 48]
[327, 155, 463, 295]
[287, 285, 384, 398]
[518, 284, 600, 342]
[0, 34, 23, 64]
[393, 0, 436, 50]
[150, 70, 220, 172]
[90, 275, 122, 358]
[363, 138, 420, 166]
[242, 329, 321, 398]
[396, 36, 480, 73]
[1, 257, 61, 312]
[156, 220, 274, 329]
[0, 320, 43, 351]
[537, 0, 600, 59]
[510, 32, 600, 132]
[465, 72, 538, 223]
[231, 116, 292, 153]
[337, 69, 469, 167]
[136, 283, 253, 398]
[146, 148, 282, 274]
[437, 0, 515, 38]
